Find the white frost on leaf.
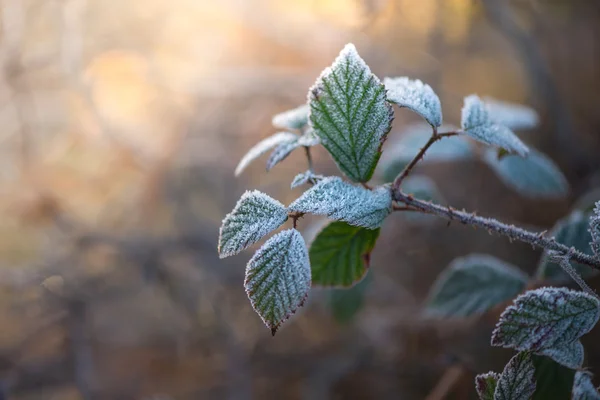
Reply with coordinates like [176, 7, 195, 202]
[475, 372, 500, 400]
[572, 371, 600, 400]
[297, 128, 321, 147]
[266, 129, 321, 171]
[590, 201, 600, 260]
[425, 254, 528, 318]
[244, 229, 311, 335]
[461, 95, 529, 157]
[483, 147, 569, 199]
[491, 287, 600, 369]
[494, 352, 536, 400]
[288, 177, 392, 229]
[537, 340, 584, 370]
[235, 132, 298, 176]
[218, 191, 288, 258]
[272, 104, 310, 130]
[291, 170, 324, 189]
[308, 43, 394, 183]
[484, 97, 539, 131]
[383, 77, 442, 127]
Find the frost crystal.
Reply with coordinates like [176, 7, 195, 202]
[218, 191, 288, 258]
[272, 104, 310, 130]
[308, 43, 394, 183]
[461, 95, 529, 157]
[572, 371, 600, 400]
[484, 97, 539, 131]
[590, 201, 600, 260]
[291, 170, 323, 189]
[483, 147, 569, 199]
[426, 254, 528, 318]
[491, 287, 600, 369]
[494, 352, 536, 400]
[475, 372, 500, 400]
[383, 77, 442, 127]
[235, 132, 298, 176]
[288, 177, 392, 229]
[244, 229, 311, 335]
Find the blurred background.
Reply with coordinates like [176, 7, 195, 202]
[0, 0, 599, 398]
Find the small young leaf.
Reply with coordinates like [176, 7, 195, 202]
[538, 211, 596, 281]
[308, 43, 394, 182]
[244, 229, 311, 335]
[272, 104, 310, 130]
[475, 372, 501, 400]
[218, 191, 288, 258]
[288, 177, 392, 229]
[309, 221, 380, 287]
[590, 201, 600, 260]
[328, 270, 372, 324]
[383, 77, 442, 127]
[494, 352, 536, 400]
[425, 254, 528, 318]
[483, 147, 569, 199]
[461, 95, 529, 157]
[572, 371, 600, 400]
[291, 170, 324, 189]
[531, 355, 575, 400]
[266, 140, 302, 171]
[484, 97, 539, 131]
[235, 132, 298, 176]
[491, 287, 600, 368]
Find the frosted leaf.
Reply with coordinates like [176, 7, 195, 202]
[538, 211, 596, 281]
[309, 221, 380, 287]
[218, 191, 288, 258]
[425, 254, 528, 318]
[266, 139, 302, 171]
[291, 170, 324, 189]
[244, 229, 311, 335]
[572, 371, 600, 400]
[494, 352, 536, 400]
[235, 132, 298, 176]
[297, 128, 321, 146]
[484, 97, 539, 131]
[590, 202, 600, 260]
[484, 147, 569, 199]
[461, 95, 529, 157]
[491, 287, 600, 368]
[288, 177, 392, 229]
[378, 123, 473, 182]
[537, 340, 584, 370]
[475, 372, 500, 400]
[308, 43, 394, 182]
[383, 77, 442, 127]
[272, 104, 310, 130]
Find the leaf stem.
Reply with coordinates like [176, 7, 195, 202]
[304, 146, 313, 172]
[392, 189, 600, 270]
[547, 251, 598, 298]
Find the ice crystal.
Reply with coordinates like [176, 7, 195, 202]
[494, 352, 536, 400]
[308, 43, 394, 182]
[272, 104, 310, 130]
[383, 77, 442, 127]
[475, 372, 500, 400]
[484, 97, 539, 131]
[572, 371, 600, 400]
[218, 191, 288, 258]
[461, 95, 529, 157]
[235, 132, 298, 176]
[244, 229, 311, 335]
[288, 177, 392, 229]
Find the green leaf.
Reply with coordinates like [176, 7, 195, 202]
[537, 211, 596, 281]
[475, 372, 500, 400]
[483, 147, 569, 199]
[590, 202, 600, 260]
[218, 191, 288, 258]
[425, 254, 528, 318]
[491, 287, 600, 369]
[461, 95, 529, 157]
[494, 352, 536, 400]
[383, 77, 442, 127]
[572, 371, 600, 400]
[244, 229, 311, 335]
[235, 132, 298, 176]
[484, 97, 539, 131]
[328, 271, 373, 324]
[288, 177, 392, 229]
[308, 43, 394, 182]
[531, 355, 575, 400]
[272, 104, 310, 130]
[309, 221, 380, 287]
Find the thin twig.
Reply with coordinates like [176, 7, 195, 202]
[392, 190, 600, 270]
[304, 146, 313, 172]
[548, 250, 598, 298]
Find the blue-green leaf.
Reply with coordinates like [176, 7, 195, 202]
[494, 352, 536, 400]
[572, 371, 600, 400]
[483, 147, 569, 199]
[484, 97, 539, 131]
[308, 43, 394, 182]
[235, 132, 298, 176]
[383, 77, 442, 127]
[244, 229, 311, 335]
[272, 104, 310, 130]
